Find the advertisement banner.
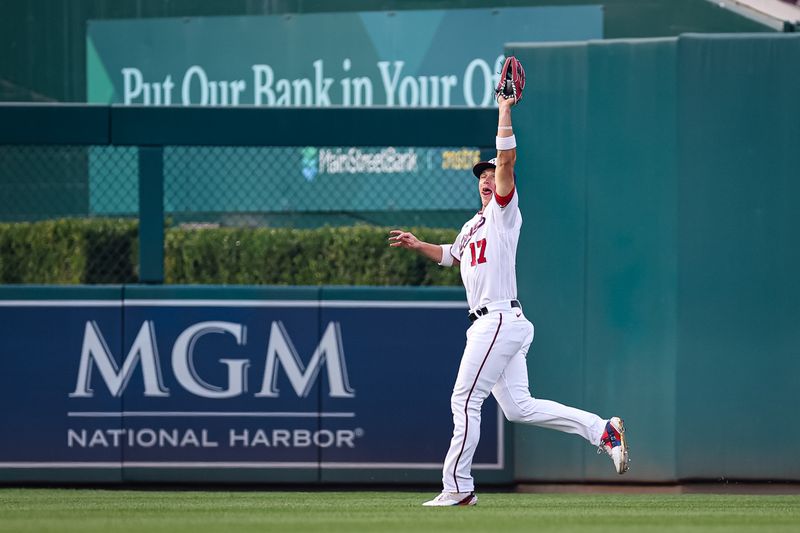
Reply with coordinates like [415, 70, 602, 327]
[156, 145, 484, 216]
[0, 296, 502, 474]
[87, 7, 602, 107]
[85, 7, 600, 219]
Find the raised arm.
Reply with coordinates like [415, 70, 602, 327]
[494, 97, 516, 198]
[388, 230, 459, 266]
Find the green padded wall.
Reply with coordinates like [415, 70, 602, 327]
[511, 41, 590, 481]
[511, 33, 799, 482]
[675, 34, 800, 480]
[512, 38, 679, 482]
[582, 38, 678, 481]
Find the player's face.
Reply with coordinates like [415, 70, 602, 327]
[478, 168, 496, 208]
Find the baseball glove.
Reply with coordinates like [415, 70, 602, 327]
[495, 56, 525, 104]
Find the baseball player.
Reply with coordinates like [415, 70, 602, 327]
[389, 57, 629, 507]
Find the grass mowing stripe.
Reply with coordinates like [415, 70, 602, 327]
[0, 490, 799, 532]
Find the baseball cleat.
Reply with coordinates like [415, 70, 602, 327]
[422, 491, 478, 507]
[598, 416, 629, 474]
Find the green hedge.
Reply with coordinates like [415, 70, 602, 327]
[166, 225, 460, 285]
[0, 219, 461, 286]
[0, 218, 138, 283]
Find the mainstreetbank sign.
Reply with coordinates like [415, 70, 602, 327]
[87, 7, 602, 106]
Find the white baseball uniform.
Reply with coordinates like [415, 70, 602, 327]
[440, 183, 607, 494]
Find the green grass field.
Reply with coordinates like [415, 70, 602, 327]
[1, 489, 799, 532]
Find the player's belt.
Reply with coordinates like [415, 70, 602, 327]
[468, 300, 521, 322]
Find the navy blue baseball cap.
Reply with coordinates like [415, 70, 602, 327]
[472, 157, 497, 178]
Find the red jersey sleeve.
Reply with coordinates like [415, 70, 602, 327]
[494, 185, 515, 208]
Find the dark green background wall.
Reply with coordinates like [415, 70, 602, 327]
[511, 33, 800, 481]
[0, 0, 771, 103]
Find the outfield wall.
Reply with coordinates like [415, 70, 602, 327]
[0, 285, 513, 485]
[511, 33, 800, 482]
[1, 33, 799, 484]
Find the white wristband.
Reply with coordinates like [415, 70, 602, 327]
[496, 134, 517, 150]
[438, 244, 454, 267]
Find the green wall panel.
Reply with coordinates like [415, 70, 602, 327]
[512, 41, 589, 481]
[675, 34, 800, 480]
[582, 38, 678, 482]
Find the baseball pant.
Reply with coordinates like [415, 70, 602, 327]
[441, 309, 607, 493]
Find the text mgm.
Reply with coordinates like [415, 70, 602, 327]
[70, 321, 355, 399]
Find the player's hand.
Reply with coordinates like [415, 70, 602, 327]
[388, 230, 421, 250]
[497, 93, 516, 108]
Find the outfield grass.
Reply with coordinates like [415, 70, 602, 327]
[1, 489, 799, 532]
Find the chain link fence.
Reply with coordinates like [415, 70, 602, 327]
[0, 145, 139, 283]
[163, 145, 485, 228]
[1, 143, 491, 284]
